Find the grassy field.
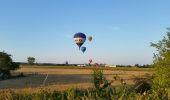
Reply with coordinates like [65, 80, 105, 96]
[0, 65, 153, 92]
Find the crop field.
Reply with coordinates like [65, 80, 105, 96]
[0, 65, 153, 92]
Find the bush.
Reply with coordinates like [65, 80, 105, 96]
[0, 51, 20, 80]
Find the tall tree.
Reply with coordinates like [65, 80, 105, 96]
[27, 57, 35, 65]
[0, 51, 19, 79]
[150, 28, 170, 91]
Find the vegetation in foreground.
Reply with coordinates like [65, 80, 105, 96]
[0, 69, 168, 100]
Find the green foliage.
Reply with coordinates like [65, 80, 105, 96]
[27, 57, 35, 65]
[0, 51, 19, 72]
[150, 28, 170, 93]
[92, 69, 114, 99]
[66, 88, 74, 100]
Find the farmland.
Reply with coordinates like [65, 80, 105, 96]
[0, 65, 153, 91]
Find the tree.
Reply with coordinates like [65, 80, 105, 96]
[65, 61, 68, 65]
[150, 28, 170, 91]
[27, 57, 35, 65]
[135, 64, 140, 67]
[0, 51, 19, 79]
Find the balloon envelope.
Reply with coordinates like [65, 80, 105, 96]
[88, 36, 92, 42]
[81, 46, 86, 53]
[89, 59, 92, 63]
[73, 32, 86, 49]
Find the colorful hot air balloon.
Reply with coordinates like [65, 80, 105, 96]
[81, 46, 86, 53]
[73, 32, 86, 49]
[88, 36, 92, 42]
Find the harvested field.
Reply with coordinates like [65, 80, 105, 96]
[0, 66, 153, 91]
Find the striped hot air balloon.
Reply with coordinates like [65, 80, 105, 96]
[73, 32, 86, 49]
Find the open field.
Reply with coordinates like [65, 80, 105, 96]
[0, 66, 154, 91]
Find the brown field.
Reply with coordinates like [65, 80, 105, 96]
[0, 66, 153, 91]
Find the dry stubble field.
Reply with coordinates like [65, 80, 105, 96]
[0, 66, 153, 92]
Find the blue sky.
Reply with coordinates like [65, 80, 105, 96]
[0, 0, 170, 65]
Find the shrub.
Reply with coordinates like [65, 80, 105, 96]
[0, 51, 20, 80]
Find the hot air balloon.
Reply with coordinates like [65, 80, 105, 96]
[94, 63, 99, 67]
[74, 32, 86, 49]
[88, 36, 92, 42]
[89, 59, 92, 63]
[81, 46, 86, 53]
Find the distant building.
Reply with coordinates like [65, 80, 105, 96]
[77, 64, 86, 67]
[105, 65, 116, 67]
